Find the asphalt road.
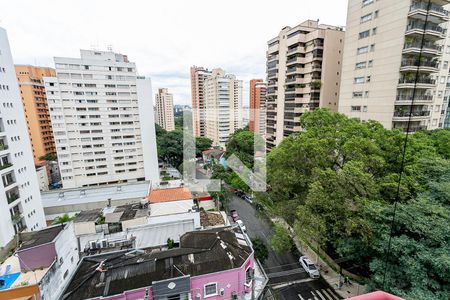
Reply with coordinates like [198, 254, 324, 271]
[228, 195, 341, 300]
[195, 169, 341, 299]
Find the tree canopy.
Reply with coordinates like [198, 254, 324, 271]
[261, 109, 450, 298]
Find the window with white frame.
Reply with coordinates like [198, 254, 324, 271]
[362, 0, 374, 7]
[360, 13, 372, 23]
[354, 77, 365, 84]
[359, 30, 370, 39]
[356, 62, 367, 69]
[357, 46, 369, 55]
[204, 283, 218, 297]
[353, 91, 364, 98]
[351, 106, 362, 112]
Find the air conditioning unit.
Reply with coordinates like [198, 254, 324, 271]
[89, 241, 97, 250]
[219, 288, 224, 296]
[100, 239, 108, 248]
[231, 292, 238, 299]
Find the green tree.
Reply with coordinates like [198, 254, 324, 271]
[52, 213, 74, 224]
[39, 153, 58, 161]
[251, 237, 269, 263]
[269, 224, 292, 253]
[196, 137, 213, 157]
[225, 128, 264, 168]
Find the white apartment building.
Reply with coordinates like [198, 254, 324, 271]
[155, 88, 175, 131]
[45, 50, 159, 189]
[266, 20, 345, 150]
[0, 27, 46, 247]
[204, 68, 243, 147]
[190, 66, 212, 137]
[339, 0, 450, 131]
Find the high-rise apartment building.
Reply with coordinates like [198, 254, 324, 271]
[0, 27, 46, 247]
[44, 50, 159, 189]
[249, 79, 267, 136]
[15, 65, 57, 160]
[204, 68, 243, 147]
[155, 88, 175, 131]
[190, 66, 212, 137]
[266, 20, 345, 149]
[339, 0, 450, 131]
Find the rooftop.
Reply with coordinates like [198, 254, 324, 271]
[74, 204, 149, 224]
[41, 182, 150, 208]
[62, 226, 251, 300]
[147, 187, 193, 203]
[18, 225, 64, 251]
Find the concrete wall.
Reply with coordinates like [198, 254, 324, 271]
[74, 221, 97, 236]
[150, 199, 194, 217]
[18, 243, 56, 271]
[39, 222, 80, 300]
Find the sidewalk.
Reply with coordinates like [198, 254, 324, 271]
[272, 218, 366, 299]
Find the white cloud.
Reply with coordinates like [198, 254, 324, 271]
[0, 0, 348, 105]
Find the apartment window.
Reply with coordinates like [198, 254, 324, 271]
[356, 62, 367, 69]
[204, 283, 218, 297]
[362, 0, 374, 7]
[357, 46, 369, 54]
[370, 44, 375, 52]
[368, 60, 373, 67]
[364, 91, 370, 98]
[443, 61, 449, 70]
[367, 76, 371, 82]
[360, 13, 372, 23]
[359, 30, 370, 39]
[363, 106, 368, 112]
[354, 77, 365, 84]
[447, 46, 450, 54]
[353, 91, 364, 98]
[372, 27, 377, 35]
[374, 10, 379, 18]
[441, 76, 446, 84]
[351, 106, 362, 112]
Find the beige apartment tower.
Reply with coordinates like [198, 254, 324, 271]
[204, 68, 243, 147]
[155, 88, 175, 131]
[190, 66, 212, 137]
[339, 0, 450, 131]
[15, 65, 56, 160]
[266, 20, 345, 150]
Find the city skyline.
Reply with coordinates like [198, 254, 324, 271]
[0, 0, 348, 105]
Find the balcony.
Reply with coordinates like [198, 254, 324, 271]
[0, 163, 12, 171]
[393, 125, 428, 133]
[400, 59, 439, 72]
[11, 212, 24, 225]
[398, 77, 436, 88]
[409, 2, 450, 22]
[406, 23, 446, 39]
[6, 186, 20, 204]
[396, 94, 433, 104]
[393, 110, 430, 121]
[0, 144, 8, 152]
[2, 172, 16, 188]
[403, 42, 442, 55]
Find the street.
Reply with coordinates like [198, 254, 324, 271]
[228, 194, 341, 300]
[196, 169, 341, 300]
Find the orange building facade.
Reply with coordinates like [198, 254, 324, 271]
[249, 79, 267, 136]
[15, 65, 56, 160]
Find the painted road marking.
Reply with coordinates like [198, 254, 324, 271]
[326, 288, 341, 300]
[298, 294, 305, 300]
[315, 290, 327, 300]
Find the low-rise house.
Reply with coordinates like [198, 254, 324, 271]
[61, 226, 267, 300]
[0, 223, 79, 300]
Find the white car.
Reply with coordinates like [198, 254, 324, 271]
[236, 220, 247, 232]
[299, 256, 320, 279]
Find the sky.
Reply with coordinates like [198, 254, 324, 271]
[1, 0, 348, 105]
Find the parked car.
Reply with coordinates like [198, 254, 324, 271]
[299, 256, 320, 279]
[235, 220, 247, 232]
[230, 209, 240, 222]
[235, 190, 244, 198]
[242, 194, 253, 203]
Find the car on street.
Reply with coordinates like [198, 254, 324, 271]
[242, 194, 253, 203]
[299, 256, 320, 279]
[235, 220, 247, 232]
[230, 209, 240, 222]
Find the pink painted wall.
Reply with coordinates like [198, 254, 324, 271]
[189, 254, 254, 300]
[96, 254, 254, 300]
[17, 243, 56, 271]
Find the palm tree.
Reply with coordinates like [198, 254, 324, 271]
[52, 213, 74, 224]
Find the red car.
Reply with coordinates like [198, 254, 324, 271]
[230, 209, 240, 222]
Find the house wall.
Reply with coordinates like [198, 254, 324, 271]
[17, 243, 56, 271]
[121, 216, 147, 231]
[74, 221, 97, 235]
[150, 199, 194, 217]
[0, 284, 40, 300]
[190, 255, 253, 300]
[39, 222, 80, 299]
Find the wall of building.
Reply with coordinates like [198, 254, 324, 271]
[0, 27, 46, 248]
[36, 165, 49, 191]
[39, 222, 80, 300]
[149, 199, 195, 217]
[15, 65, 56, 160]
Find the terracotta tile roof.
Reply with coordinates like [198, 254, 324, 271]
[147, 187, 193, 203]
